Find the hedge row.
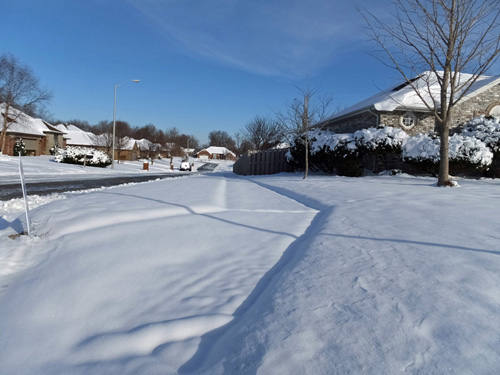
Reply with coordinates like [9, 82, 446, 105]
[287, 116, 499, 177]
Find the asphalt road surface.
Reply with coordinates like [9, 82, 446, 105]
[0, 163, 220, 201]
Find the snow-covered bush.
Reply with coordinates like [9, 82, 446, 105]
[402, 133, 441, 164]
[462, 116, 500, 153]
[308, 133, 357, 176]
[288, 127, 408, 176]
[287, 124, 493, 176]
[310, 131, 357, 155]
[353, 126, 409, 153]
[55, 146, 111, 168]
[402, 132, 493, 171]
[286, 131, 314, 170]
[286, 130, 361, 176]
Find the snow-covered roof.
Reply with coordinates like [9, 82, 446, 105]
[136, 138, 162, 151]
[120, 137, 137, 151]
[327, 71, 500, 122]
[55, 124, 107, 146]
[200, 146, 236, 157]
[1, 103, 64, 137]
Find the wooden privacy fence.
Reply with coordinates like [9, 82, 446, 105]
[233, 148, 294, 175]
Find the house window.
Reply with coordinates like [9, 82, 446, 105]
[400, 112, 417, 129]
[489, 105, 500, 117]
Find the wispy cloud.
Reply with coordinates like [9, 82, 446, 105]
[125, 0, 371, 77]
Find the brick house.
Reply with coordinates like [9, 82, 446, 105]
[317, 71, 500, 135]
[116, 137, 139, 161]
[197, 146, 236, 160]
[1, 103, 66, 156]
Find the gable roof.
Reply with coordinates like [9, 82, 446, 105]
[199, 146, 236, 157]
[55, 124, 108, 146]
[1, 103, 64, 137]
[326, 71, 500, 123]
[136, 138, 162, 151]
[120, 137, 138, 151]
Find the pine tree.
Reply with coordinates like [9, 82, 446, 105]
[14, 138, 27, 156]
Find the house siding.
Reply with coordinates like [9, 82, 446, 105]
[450, 83, 500, 127]
[323, 112, 378, 133]
[43, 133, 65, 154]
[379, 111, 436, 135]
[5, 134, 43, 156]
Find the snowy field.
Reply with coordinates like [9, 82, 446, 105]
[1, 157, 500, 374]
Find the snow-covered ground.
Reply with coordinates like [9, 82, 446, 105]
[0, 154, 231, 184]
[1, 161, 499, 374]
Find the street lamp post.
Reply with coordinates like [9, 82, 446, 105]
[112, 79, 140, 169]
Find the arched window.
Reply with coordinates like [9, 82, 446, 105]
[489, 104, 500, 117]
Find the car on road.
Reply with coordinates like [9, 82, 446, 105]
[179, 161, 192, 171]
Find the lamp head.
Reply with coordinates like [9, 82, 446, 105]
[132, 80, 140, 83]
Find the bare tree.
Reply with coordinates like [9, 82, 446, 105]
[0, 54, 52, 154]
[114, 120, 132, 163]
[164, 127, 181, 156]
[208, 130, 236, 151]
[277, 87, 333, 179]
[241, 115, 284, 150]
[363, 0, 500, 186]
[234, 132, 254, 155]
[90, 120, 113, 155]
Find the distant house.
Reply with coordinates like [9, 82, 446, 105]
[136, 138, 164, 160]
[1, 103, 66, 156]
[317, 71, 500, 135]
[117, 137, 139, 161]
[57, 124, 163, 162]
[55, 124, 109, 152]
[197, 146, 236, 161]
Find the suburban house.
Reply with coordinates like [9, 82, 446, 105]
[197, 146, 236, 160]
[116, 137, 139, 161]
[0, 103, 66, 156]
[55, 124, 109, 152]
[57, 125, 166, 162]
[136, 138, 164, 160]
[317, 71, 500, 135]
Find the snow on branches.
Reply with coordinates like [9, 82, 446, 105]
[55, 146, 111, 168]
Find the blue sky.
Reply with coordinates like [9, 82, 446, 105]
[2, 0, 401, 143]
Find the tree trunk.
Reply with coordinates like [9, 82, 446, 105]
[437, 117, 451, 186]
[1, 104, 11, 155]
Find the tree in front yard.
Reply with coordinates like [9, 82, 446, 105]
[363, 0, 500, 186]
[0, 54, 52, 154]
[13, 138, 26, 156]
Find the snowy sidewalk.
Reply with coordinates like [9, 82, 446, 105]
[0, 173, 317, 375]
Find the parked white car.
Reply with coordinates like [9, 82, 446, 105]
[179, 161, 192, 171]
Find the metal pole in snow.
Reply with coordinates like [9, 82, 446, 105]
[18, 153, 31, 236]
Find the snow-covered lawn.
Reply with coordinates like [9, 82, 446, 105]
[0, 154, 223, 184]
[1, 169, 500, 374]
